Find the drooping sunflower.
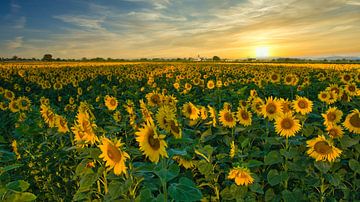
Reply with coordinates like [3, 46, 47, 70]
[292, 96, 313, 115]
[169, 119, 182, 139]
[207, 105, 217, 127]
[251, 97, 264, 116]
[40, 104, 56, 128]
[113, 111, 122, 123]
[135, 122, 168, 163]
[326, 125, 344, 139]
[306, 135, 342, 162]
[274, 112, 301, 138]
[104, 95, 118, 111]
[322, 107, 343, 127]
[55, 115, 69, 133]
[98, 137, 130, 175]
[173, 156, 195, 169]
[229, 141, 236, 159]
[71, 111, 99, 146]
[280, 98, 293, 114]
[182, 102, 199, 120]
[236, 108, 252, 126]
[228, 167, 254, 186]
[199, 106, 208, 120]
[219, 109, 236, 128]
[261, 97, 282, 120]
[343, 109, 360, 134]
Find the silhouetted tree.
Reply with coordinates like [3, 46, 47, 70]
[213, 56, 221, 61]
[42, 54, 53, 61]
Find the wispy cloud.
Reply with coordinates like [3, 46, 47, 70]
[13, 16, 26, 29]
[53, 15, 104, 29]
[6, 36, 23, 49]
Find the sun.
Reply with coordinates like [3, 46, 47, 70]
[255, 47, 270, 58]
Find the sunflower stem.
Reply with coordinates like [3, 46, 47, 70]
[103, 170, 108, 194]
[161, 159, 168, 201]
[320, 174, 326, 202]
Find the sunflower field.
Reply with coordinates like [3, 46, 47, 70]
[0, 62, 359, 201]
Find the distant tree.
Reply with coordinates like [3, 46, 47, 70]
[42, 54, 53, 61]
[213, 56, 221, 61]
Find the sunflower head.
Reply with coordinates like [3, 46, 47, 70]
[322, 107, 343, 127]
[306, 135, 342, 162]
[228, 167, 254, 186]
[182, 102, 199, 120]
[219, 109, 236, 128]
[326, 125, 344, 139]
[343, 109, 360, 134]
[104, 95, 118, 111]
[261, 97, 282, 120]
[98, 137, 130, 175]
[236, 108, 252, 127]
[292, 96, 313, 115]
[274, 112, 301, 138]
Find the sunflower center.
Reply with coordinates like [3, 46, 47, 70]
[331, 88, 339, 94]
[224, 112, 234, 122]
[286, 77, 292, 82]
[314, 141, 332, 155]
[349, 113, 360, 128]
[298, 100, 308, 109]
[326, 112, 337, 122]
[151, 94, 160, 104]
[348, 85, 355, 92]
[266, 104, 276, 114]
[170, 121, 180, 134]
[328, 129, 339, 137]
[241, 111, 249, 120]
[271, 75, 278, 80]
[344, 75, 350, 81]
[110, 99, 116, 106]
[148, 132, 160, 150]
[281, 118, 293, 129]
[107, 144, 122, 162]
[187, 105, 193, 114]
[321, 93, 327, 98]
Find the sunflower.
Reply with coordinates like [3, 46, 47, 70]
[228, 167, 254, 186]
[292, 96, 313, 115]
[4, 89, 15, 100]
[169, 119, 182, 139]
[306, 135, 342, 162]
[261, 97, 282, 120]
[219, 109, 236, 128]
[236, 108, 252, 126]
[156, 105, 176, 131]
[343, 109, 360, 134]
[104, 95, 118, 111]
[182, 102, 199, 120]
[199, 106, 208, 120]
[17, 96, 31, 111]
[98, 137, 130, 175]
[322, 107, 343, 127]
[113, 111, 122, 123]
[207, 105, 217, 127]
[318, 91, 330, 103]
[216, 80, 223, 88]
[173, 156, 195, 169]
[185, 83, 192, 91]
[11, 140, 21, 160]
[274, 112, 301, 138]
[135, 121, 168, 163]
[207, 80, 215, 89]
[269, 73, 281, 83]
[0, 102, 8, 111]
[8, 100, 20, 113]
[40, 104, 56, 127]
[251, 97, 264, 116]
[340, 73, 352, 84]
[71, 111, 99, 146]
[146, 91, 163, 106]
[173, 82, 180, 90]
[55, 115, 69, 133]
[140, 100, 153, 123]
[344, 83, 357, 96]
[326, 125, 344, 139]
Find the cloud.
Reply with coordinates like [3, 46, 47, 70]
[53, 15, 104, 29]
[6, 36, 23, 49]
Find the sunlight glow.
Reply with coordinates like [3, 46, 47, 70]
[255, 47, 270, 58]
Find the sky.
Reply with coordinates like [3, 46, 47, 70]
[0, 0, 360, 59]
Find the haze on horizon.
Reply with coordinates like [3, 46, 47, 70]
[0, 0, 360, 59]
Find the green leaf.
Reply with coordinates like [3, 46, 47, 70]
[154, 163, 180, 183]
[282, 190, 302, 202]
[349, 159, 360, 173]
[0, 164, 23, 174]
[5, 192, 37, 202]
[78, 173, 97, 192]
[6, 180, 30, 192]
[264, 151, 283, 165]
[246, 160, 263, 168]
[240, 138, 250, 149]
[249, 183, 263, 194]
[265, 188, 275, 202]
[340, 136, 360, 148]
[267, 169, 282, 186]
[314, 161, 331, 174]
[137, 188, 154, 202]
[168, 149, 187, 158]
[168, 177, 202, 202]
[196, 160, 213, 177]
[302, 125, 315, 137]
[107, 179, 132, 200]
